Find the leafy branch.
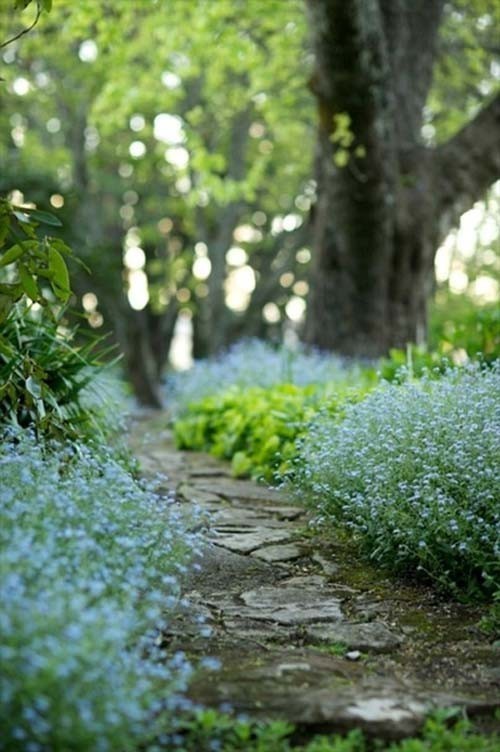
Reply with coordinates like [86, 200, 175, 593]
[0, 0, 52, 50]
[0, 197, 73, 322]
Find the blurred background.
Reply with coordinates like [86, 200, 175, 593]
[1, 0, 498, 406]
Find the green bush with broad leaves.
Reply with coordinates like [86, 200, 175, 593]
[174, 383, 367, 482]
[0, 197, 114, 440]
[0, 197, 72, 316]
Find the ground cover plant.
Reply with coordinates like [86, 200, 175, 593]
[0, 182, 201, 751]
[174, 382, 367, 481]
[0, 428, 198, 752]
[173, 708, 499, 751]
[293, 363, 500, 600]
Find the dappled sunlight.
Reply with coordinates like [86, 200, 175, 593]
[435, 181, 500, 303]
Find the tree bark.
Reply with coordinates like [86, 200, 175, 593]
[304, 0, 499, 356]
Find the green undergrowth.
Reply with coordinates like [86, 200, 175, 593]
[173, 709, 499, 751]
[174, 383, 368, 481]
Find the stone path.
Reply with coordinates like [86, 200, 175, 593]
[130, 413, 499, 740]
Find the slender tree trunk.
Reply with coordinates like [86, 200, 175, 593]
[194, 107, 250, 355]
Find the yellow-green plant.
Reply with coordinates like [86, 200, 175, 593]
[175, 383, 367, 482]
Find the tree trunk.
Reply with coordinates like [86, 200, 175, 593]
[304, 0, 500, 356]
[304, 0, 443, 355]
[193, 107, 251, 356]
[121, 310, 163, 409]
[306, 134, 438, 355]
[119, 297, 181, 408]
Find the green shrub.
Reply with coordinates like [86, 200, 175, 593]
[174, 383, 367, 482]
[0, 197, 72, 320]
[0, 196, 117, 442]
[378, 296, 500, 384]
[293, 364, 500, 599]
[0, 304, 114, 441]
[166, 339, 374, 416]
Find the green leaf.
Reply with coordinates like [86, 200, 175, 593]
[0, 282, 23, 297]
[23, 208, 62, 227]
[48, 247, 71, 299]
[333, 148, 350, 168]
[0, 217, 10, 247]
[42, 0, 53, 11]
[19, 266, 39, 300]
[0, 295, 14, 324]
[50, 238, 72, 255]
[0, 245, 25, 267]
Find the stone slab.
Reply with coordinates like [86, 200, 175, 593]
[306, 621, 403, 653]
[208, 528, 295, 554]
[178, 483, 224, 504]
[212, 507, 291, 529]
[240, 585, 343, 625]
[195, 477, 288, 503]
[251, 544, 304, 563]
[312, 553, 340, 576]
[260, 505, 305, 521]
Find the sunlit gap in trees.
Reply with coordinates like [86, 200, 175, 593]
[123, 229, 149, 311]
[81, 292, 103, 329]
[435, 179, 500, 302]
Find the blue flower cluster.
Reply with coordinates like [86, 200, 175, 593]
[166, 339, 364, 414]
[294, 364, 500, 598]
[0, 430, 198, 751]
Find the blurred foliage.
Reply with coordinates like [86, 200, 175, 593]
[429, 0, 500, 144]
[378, 347, 452, 383]
[429, 293, 499, 361]
[0, 0, 314, 361]
[0, 0, 498, 391]
[378, 289, 499, 383]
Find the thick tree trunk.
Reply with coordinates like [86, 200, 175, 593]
[304, 0, 465, 355]
[305, 1, 500, 356]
